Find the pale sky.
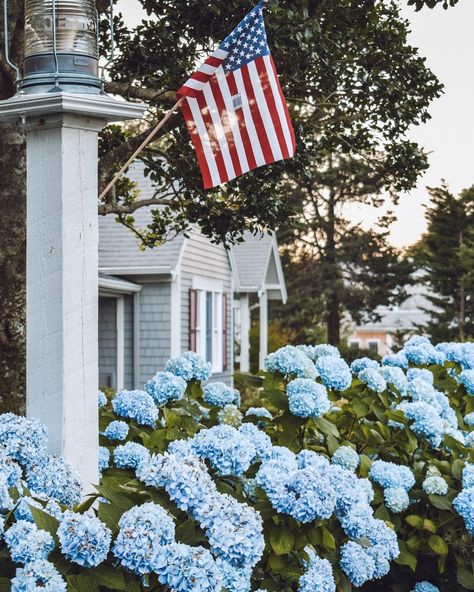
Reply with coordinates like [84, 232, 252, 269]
[117, 0, 474, 248]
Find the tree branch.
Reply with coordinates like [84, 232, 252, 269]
[104, 81, 177, 105]
[98, 196, 181, 215]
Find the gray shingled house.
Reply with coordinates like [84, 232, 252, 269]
[98, 163, 286, 390]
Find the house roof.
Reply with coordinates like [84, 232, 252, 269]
[99, 162, 287, 302]
[229, 231, 287, 302]
[99, 163, 185, 276]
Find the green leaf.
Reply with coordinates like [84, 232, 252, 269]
[270, 526, 295, 555]
[352, 397, 370, 418]
[264, 388, 288, 410]
[66, 575, 100, 592]
[428, 535, 448, 555]
[0, 578, 11, 592]
[313, 417, 339, 438]
[234, 372, 263, 387]
[176, 519, 202, 545]
[405, 514, 424, 529]
[452, 459, 464, 480]
[88, 566, 127, 590]
[422, 518, 437, 534]
[395, 541, 417, 571]
[97, 501, 122, 533]
[429, 494, 453, 511]
[322, 526, 336, 550]
[458, 567, 474, 590]
[29, 505, 60, 544]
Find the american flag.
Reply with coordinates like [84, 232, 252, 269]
[177, 1, 296, 189]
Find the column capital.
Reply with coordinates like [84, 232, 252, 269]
[0, 92, 147, 127]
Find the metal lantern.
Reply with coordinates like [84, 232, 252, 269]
[3, 0, 115, 94]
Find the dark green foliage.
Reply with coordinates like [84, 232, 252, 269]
[411, 184, 474, 341]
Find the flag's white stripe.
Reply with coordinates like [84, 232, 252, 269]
[184, 78, 206, 91]
[215, 66, 250, 174]
[263, 55, 294, 157]
[213, 48, 228, 60]
[233, 67, 266, 168]
[187, 97, 221, 187]
[247, 60, 283, 162]
[203, 83, 236, 181]
[198, 63, 217, 75]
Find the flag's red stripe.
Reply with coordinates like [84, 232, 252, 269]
[191, 71, 212, 83]
[255, 57, 289, 160]
[180, 99, 213, 189]
[205, 56, 223, 67]
[240, 64, 274, 164]
[269, 56, 296, 153]
[209, 75, 243, 178]
[195, 92, 229, 185]
[225, 71, 257, 171]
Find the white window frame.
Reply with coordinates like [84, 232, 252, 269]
[193, 277, 224, 373]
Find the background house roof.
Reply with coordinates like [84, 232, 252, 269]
[99, 163, 185, 275]
[230, 231, 287, 302]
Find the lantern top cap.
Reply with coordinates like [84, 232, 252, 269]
[0, 92, 148, 123]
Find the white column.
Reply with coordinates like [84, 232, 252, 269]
[240, 294, 250, 372]
[259, 290, 268, 370]
[0, 93, 147, 488]
[116, 296, 125, 392]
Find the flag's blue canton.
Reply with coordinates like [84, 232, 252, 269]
[219, 2, 270, 73]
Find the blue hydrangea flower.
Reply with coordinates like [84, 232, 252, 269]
[114, 442, 149, 470]
[238, 423, 273, 461]
[287, 378, 330, 418]
[359, 368, 387, 393]
[0, 473, 14, 511]
[57, 511, 111, 568]
[299, 548, 335, 592]
[25, 455, 82, 507]
[422, 475, 448, 496]
[412, 582, 440, 592]
[397, 401, 445, 448]
[297, 344, 340, 361]
[453, 486, 474, 535]
[203, 382, 240, 408]
[369, 460, 415, 491]
[315, 356, 352, 391]
[332, 446, 359, 472]
[112, 390, 158, 427]
[339, 541, 375, 587]
[191, 425, 256, 476]
[351, 357, 379, 374]
[407, 368, 433, 384]
[264, 346, 316, 378]
[145, 371, 187, 406]
[99, 447, 110, 472]
[297, 450, 330, 471]
[14, 497, 43, 522]
[462, 464, 474, 489]
[0, 449, 22, 487]
[103, 420, 129, 441]
[137, 451, 217, 514]
[384, 487, 410, 513]
[11, 560, 67, 592]
[98, 391, 107, 408]
[165, 351, 212, 381]
[215, 558, 251, 592]
[382, 351, 408, 368]
[464, 412, 474, 427]
[0, 413, 48, 468]
[217, 404, 243, 427]
[245, 407, 272, 420]
[5, 520, 55, 564]
[113, 502, 175, 575]
[152, 543, 222, 592]
[460, 369, 474, 395]
[405, 336, 431, 347]
[379, 366, 408, 395]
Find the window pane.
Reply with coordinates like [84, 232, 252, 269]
[368, 341, 379, 353]
[206, 291, 213, 363]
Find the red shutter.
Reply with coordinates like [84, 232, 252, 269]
[222, 293, 228, 371]
[189, 289, 197, 351]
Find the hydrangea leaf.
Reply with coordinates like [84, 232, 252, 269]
[270, 527, 295, 556]
[457, 567, 474, 591]
[88, 565, 127, 590]
[428, 535, 449, 555]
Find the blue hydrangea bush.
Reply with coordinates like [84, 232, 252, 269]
[0, 341, 474, 591]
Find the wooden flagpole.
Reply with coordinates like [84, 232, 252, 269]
[99, 96, 185, 200]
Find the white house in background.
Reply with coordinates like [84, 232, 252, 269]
[98, 162, 287, 390]
[348, 284, 432, 356]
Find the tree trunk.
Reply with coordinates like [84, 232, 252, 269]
[0, 124, 26, 414]
[325, 187, 340, 345]
[0, 1, 26, 414]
